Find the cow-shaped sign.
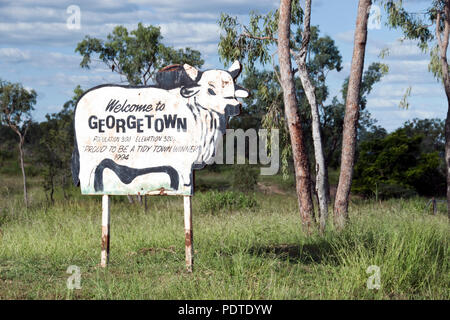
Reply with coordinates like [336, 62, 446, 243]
[72, 60, 248, 196]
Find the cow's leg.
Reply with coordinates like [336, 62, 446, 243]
[184, 195, 193, 272]
[177, 168, 193, 195]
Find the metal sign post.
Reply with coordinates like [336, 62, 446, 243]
[101, 194, 110, 267]
[184, 195, 193, 272]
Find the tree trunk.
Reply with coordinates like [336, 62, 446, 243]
[278, 0, 314, 232]
[438, 1, 450, 219]
[334, 0, 371, 229]
[18, 137, 28, 208]
[293, 0, 329, 233]
[445, 104, 450, 220]
[323, 160, 331, 204]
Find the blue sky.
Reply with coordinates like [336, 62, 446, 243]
[0, 0, 447, 131]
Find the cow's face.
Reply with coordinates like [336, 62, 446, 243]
[180, 60, 249, 116]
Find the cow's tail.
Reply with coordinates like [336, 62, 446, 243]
[93, 159, 179, 192]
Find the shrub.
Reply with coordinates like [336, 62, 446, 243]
[231, 164, 258, 192]
[353, 130, 446, 198]
[372, 182, 417, 199]
[194, 176, 230, 192]
[197, 190, 258, 214]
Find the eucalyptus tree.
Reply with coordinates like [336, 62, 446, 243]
[0, 79, 37, 207]
[382, 0, 450, 218]
[39, 86, 83, 203]
[219, 0, 327, 230]
[76, 23, 204, 85]
[285, 0, 329, 232]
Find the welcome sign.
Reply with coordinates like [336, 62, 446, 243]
[72, 61, 248, 196]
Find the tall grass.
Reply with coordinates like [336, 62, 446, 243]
[0, 177, 448, 299]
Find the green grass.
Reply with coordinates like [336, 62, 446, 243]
[0, 174, 448, 299]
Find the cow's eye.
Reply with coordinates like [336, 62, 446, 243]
[208, 88, 216, 95]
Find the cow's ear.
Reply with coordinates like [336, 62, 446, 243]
[235, 84, 249, 98]
[183, 64, 199, 81]
[180, 86, 199, 98]
[228, 60, 242, 80]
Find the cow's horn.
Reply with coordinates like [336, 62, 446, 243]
[183, 64, 199, 81]
[228, 60, 242, 80]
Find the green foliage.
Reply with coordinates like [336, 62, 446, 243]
[295, 25, 343, 83]
[218, 0, 303, 69]
[428, 44, 450, 82]
[229, 68, 281, 130]
[76, 23, 204, 85]
[231, 165, 259, 192]
[0, 79, 36, 129]
[0, 79, 37, 205]
[400, 118, 445, 155]
[353, 129, 446, 198]
[218, 12, 276, 69]
[382, 0, 449, 82]
[255, 69, 292, 179]
[399, 86, 412, 109]
[194, 169, 230, 192]
[383, 0, 434, 51]
[0, 149, 13, 165]
[219, 7, 363, 180]
[197, 190, 258, 214]
[37, 86, 83, 202]
[221, 13, 386, 173]
[0, 159, 21, 175]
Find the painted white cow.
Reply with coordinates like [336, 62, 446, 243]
[72, 60, 248, 195]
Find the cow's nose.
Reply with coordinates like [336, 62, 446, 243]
[224, 103, 241, 117]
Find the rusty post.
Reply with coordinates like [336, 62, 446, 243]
[101, 194, 110, 267]
[183, 195, 193, 272]
[432, 197, 437, 215]
[144, 195, 148, 213]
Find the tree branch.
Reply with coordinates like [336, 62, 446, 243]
[271, 51, 282, 85]
[436, 11, 443, 50]
[142, 63, 152, 85]
[299, 0, 312, 62]
[242, 26, 277, 42]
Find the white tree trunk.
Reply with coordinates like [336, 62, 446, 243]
[293, 0, 328, 232]
[18, 138, 28, 208]
[295, 62, 328, 231]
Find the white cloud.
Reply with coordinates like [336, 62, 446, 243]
[370, 106, 446, 132]
[367, 97, 399, 108]
[0, 48, 31, 63]
[368, 39, 426, 60]
[334, 30, 354, 43]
